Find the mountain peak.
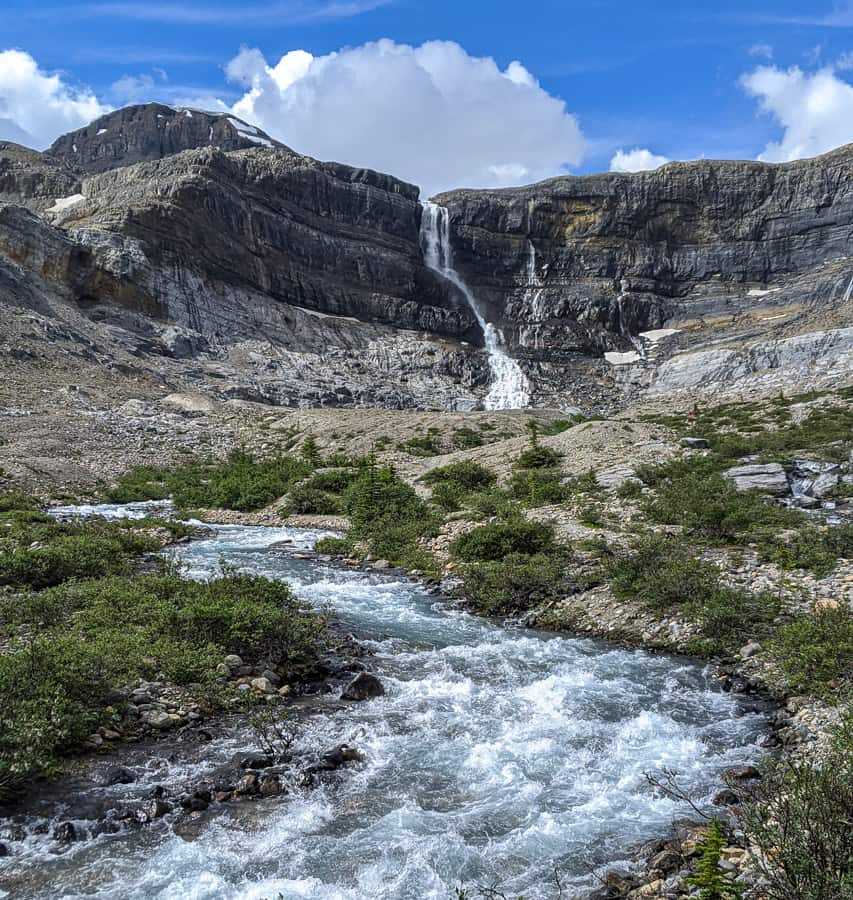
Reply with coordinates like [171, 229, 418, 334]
[46, 102, 284, 174]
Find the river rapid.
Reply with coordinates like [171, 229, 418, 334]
[0, 504, 768, 900]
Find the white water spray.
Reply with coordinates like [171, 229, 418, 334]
[420, 200, 530, 410]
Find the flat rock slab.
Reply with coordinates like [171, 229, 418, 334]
[722, 463, 789, 495]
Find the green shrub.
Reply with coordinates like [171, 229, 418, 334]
[422, 462, 496, 490]
[345, 461, 438, 563]
[638, 457, 802, 543]
[105, 451, 313, 512]
[451, 427, 484, 449]
[772, 606, 853, 698]
[304, 470, 358, 493]
[314, 536, 355, 556]
[686, 819, 742, 899]
[605, 535, 719, 609]
[0, 491, 40, 512]
[741, 720, 853, 900]
[0, 636, 108, 796]
[461, 551, 567, 616]
[468, 488, 521, 521]
[0, 571, 323, 799]
[430, 481, 468, 512]
[400, 434, 442, 456]
[759, 524, 853, 578]
[281, 484, 341, 516]
[508, 468, 568, 506]
[452, 521, 555, 562]
[0, 516, 160, 590]
[515, 445, 563, 469]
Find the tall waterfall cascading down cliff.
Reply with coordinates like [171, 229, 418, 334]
[420, 201, 530, 410]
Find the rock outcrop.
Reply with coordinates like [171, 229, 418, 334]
[46, 103, 285, 174]
[1, 103, 853, 410]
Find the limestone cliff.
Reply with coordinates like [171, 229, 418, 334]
[1, 103, 852, 410]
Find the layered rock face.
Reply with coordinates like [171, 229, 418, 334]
[46, 103, 286, 174]
[1, 102, 852, 410]
[436, 151, 853, 401]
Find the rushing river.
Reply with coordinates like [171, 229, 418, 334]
[1, 505, 768, 899]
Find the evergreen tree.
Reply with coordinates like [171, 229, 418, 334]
[687, 819, 742, 900]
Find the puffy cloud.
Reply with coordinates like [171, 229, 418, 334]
[226, 39, 585, 195]
[609, 147, 670, 173]
[741, 64, 853, 161]
[0, 49, 107, 148]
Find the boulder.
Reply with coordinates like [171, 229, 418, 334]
[722, 463, 789, 495]
[52, 822, 78, 843]
[250, 677, 276, 694]
[101, 765, 137, 786]
[595, 465, 640, 488]
[681, 437, 709, 449]
[341, 672, 385, 701]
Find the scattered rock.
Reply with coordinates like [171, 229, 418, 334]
[680, 437, 709, 449]
[341, 672, 385, 701]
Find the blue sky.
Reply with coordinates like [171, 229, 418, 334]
[3, 0, 853, 191]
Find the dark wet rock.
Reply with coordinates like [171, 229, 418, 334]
[258, 774, 284, 798]
[52, 821, 78, 843]
[341, 672, 385, 701]
[723, 765, 762, 782]
[101, 765, 137, 786]
[0, 826, 26, 843]
[713, 788, 742, 807]
[197, 729, 214, 742]
[235, 752, 274, 771]
[234, 774, 259, 797]
[0, 842, 8, 857]
[649, 849, 682, 875]
[145, 798, 173, 819]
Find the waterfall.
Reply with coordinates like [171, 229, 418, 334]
[420, 201, 530, 410]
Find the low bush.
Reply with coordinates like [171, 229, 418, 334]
[759, 524, 853, 579]
[772, 606, 853, 698]
[515, 445, 563, 470]
[637, 457, 802, 543]
[507, 468, 568, 506]
[605, 535, 719, 609]
[0, 570, 323, 798]
[461, 551, 567, 616]
[314, 536, 355, 556]
[421, 462, 496, 490]
[451, 427, 484, 450]
[105, 450, 314, 512]
[605, 534, 780, 647]
[345, 461, 439, 565]
[740, 719, 853, 900]
[452, 521, 555, 562]
[281, 484, 341, 516]
[0, 511, 161, 590]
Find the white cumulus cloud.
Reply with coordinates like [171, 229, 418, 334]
[0, 49, 108, 149]
[226, 39, 585, 195]
[741, 64, 853, 161]
[609, 147, 670, 173]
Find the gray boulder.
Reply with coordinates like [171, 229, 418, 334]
[722, 463, 789, 495]
[341, 672, 385, 701]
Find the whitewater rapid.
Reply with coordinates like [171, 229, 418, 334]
[420, 201, 530, 411]
[3, 507, 767, 899]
